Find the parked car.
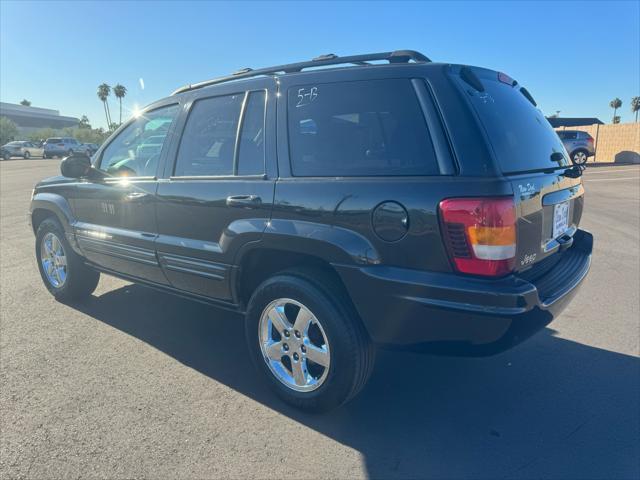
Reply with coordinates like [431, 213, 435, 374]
[1, 141, 43, 159]
[29, 51, 593, 412]
[83, 143, 99, 156]
[557, 130, 595, 165]
[43, 137, 90, 159]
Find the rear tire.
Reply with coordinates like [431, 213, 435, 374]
[245, 268, 375, 413]
[2, 152, 9, 161]
[35, 218, 100, 302]
[571, 149, 588, 165]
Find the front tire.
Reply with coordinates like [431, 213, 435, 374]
[2, 152, 9, 161]
[245, 269, 375, 412]
[36, 218, 100, 302]
[23, 151, 30, 159]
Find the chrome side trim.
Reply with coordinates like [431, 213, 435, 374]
[77, 236, 158, 266]
[158, 252, 228, 281]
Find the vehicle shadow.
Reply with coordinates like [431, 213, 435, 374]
[73, 284, 639, 479]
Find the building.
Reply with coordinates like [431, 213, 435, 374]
[0, 102, 78, 134]
[546, 117, 604, 128]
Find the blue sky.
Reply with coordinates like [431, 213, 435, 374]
[1, 1, 638, 128]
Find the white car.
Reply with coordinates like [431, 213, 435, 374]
[2, 141, 43, 159]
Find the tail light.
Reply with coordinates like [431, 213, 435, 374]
[439, 197, 516, 277]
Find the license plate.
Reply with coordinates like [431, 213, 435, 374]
[552, 201, 570, 239]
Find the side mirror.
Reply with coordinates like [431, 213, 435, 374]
[60, 153, 91, 178]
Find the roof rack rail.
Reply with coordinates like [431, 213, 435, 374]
[172, 50, 430, 95]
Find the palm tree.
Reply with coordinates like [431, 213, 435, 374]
[631, 97, 640, 123]
[97, 84, 112, 127]
[79, 115, 91, 129]
[609, 97, 622, 123]
[113, 84, 127, 125]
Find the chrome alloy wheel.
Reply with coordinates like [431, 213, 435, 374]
[41, 232, 67, 288]
[573, 151, 587, 164]
[259, 298, 331, 392]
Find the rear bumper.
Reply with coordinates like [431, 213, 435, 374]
[335, 229, 593, 356]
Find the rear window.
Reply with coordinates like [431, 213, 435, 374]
[454, 67, 570, 173]
[560, 131, 578, 140]
[287, 79, 439, 177]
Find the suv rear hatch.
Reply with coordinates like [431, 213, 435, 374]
[44, 138, 63, 150]
[449, 66, 585, 274]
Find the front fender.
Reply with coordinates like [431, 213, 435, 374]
[30, 193, 81, 253]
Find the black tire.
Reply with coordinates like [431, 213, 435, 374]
[35, 218, 100, 302]
[67, 149, 74, 157]
[2, 152, 9, 161]
[571, 149, 588, 165]
[23, 151, 30, 159]
[245, 268, 375, 413]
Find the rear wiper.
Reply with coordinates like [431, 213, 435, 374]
[562, 164, 585, 178]
[548, 152, 584, 178]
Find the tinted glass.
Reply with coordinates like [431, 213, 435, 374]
[453, 67, 570, 173]
[562, 131, 578, 140]
[174, 94, 243, 177]
[237, 91, 266, 176]
[47, 138, 61, 143]
[288, 79, 438, 176]
[98, 104, 178, 177]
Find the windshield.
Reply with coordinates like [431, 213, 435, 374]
[453, 66, 570, 174]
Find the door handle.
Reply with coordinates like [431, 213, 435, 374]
[226, 195, 262, 208]
[125, 192, 149, 201]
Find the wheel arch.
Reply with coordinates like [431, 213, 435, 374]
[30, 193, 75, 235]
[235, 247, 353, 312]
[571, 147, 589, 157]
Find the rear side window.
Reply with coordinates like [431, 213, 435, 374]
[47, 138, 61, 143]
[287, 79, 439, 177]
[561, 131, 578, 140]
[174, 94, 243, 177]
[237, 91, 266, 176]
[453, 67, 570, 173]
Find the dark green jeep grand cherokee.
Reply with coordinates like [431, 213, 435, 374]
[30, 51, 592, 412]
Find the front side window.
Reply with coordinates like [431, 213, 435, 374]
[287, 79, 439, 177]
[98, 104, 179, 177]
[174, 94, 243, 177]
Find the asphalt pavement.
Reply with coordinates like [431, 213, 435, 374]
[1, 159, 638, 479]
